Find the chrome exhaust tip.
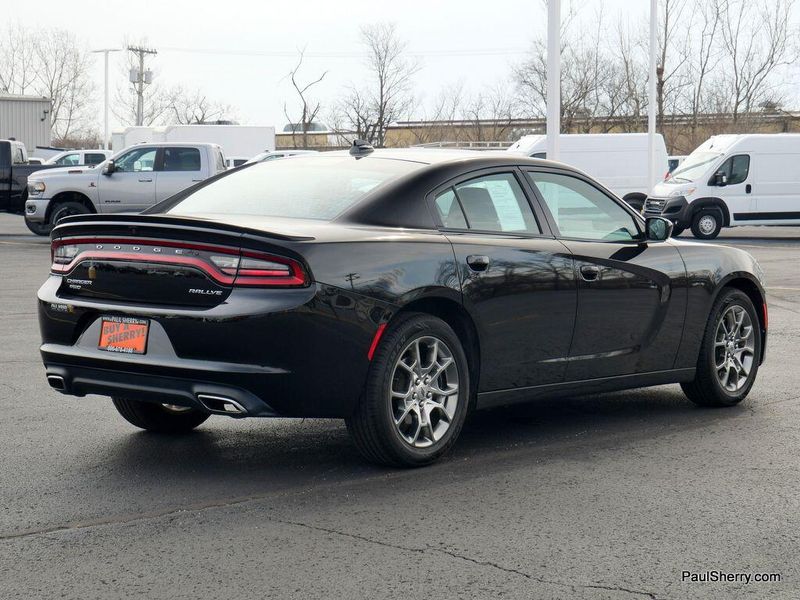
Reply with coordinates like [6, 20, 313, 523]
[47, 375, 66, 391]
[196, 394, 247, 416]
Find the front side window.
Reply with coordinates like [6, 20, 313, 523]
[85, 153, 107, 166]
[714, 154, 750, 185]
[162, 147, 201, 172]
[453, 173, 540, 233]
[115, 148, 157, 172]
[528, 172, 640, 241]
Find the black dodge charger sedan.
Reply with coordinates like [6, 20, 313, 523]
[38, 146, 767, 467]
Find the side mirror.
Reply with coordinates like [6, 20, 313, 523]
[645, 216, 673, 241]
[713, 171, 727, 186]
[102, 160, 116, 175]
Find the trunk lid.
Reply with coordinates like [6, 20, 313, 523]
[50, 214, 313, 308]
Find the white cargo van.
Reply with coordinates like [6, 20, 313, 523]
[646, 134, 800, 239]
[507, 133, 669, 209]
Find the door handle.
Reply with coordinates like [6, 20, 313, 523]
[466, 255, 490, 272]
[746, 184, 752, 194]
[138, 178, 153, 182]
[579, 265, 601, 282]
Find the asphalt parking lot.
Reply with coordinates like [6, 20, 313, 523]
[1, 213, 799, 600]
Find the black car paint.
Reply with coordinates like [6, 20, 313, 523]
[37, 152, 767, 419]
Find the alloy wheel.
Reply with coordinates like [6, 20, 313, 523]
[389, 335, 459, 448]
[714, 304, 755, 392]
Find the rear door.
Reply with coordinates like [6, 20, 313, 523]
[431, 168, 577, 391]
[97, 146, 157, 213]
[155, 147, 205, 202]
[525, 168, 686, 381]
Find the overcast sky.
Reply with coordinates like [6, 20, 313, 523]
[9, 0, 654, 132]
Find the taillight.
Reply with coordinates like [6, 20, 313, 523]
[233, 251, 307, 287]
[50, 237, 309, 288]
[52, 244, 79, 264]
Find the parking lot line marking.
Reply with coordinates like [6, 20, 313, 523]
[767, 287, 800, 291]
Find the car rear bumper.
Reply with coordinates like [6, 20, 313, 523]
[38, 278, 394, 418]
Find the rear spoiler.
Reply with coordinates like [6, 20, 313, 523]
[52, 213, 314, 243]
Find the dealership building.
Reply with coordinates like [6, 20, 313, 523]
[0, 94, 52, 151]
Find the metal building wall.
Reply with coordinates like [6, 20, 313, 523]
[0, 95, 52, 151]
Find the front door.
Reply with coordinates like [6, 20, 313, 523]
[712, 154, 754, 224]
[97, 146, 157, 213]
[432, 169, 577, 391]
[525, 169, 686, 381]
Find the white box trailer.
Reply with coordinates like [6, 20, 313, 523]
[507, 133, 669, 209]
[112, 125, 276, 159]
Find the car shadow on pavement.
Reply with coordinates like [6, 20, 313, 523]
[91, 384, 750, 488]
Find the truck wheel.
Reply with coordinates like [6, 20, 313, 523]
[50, 201, 88, 227]
[691, 211, 722, 240]
[112, 398, 210, 433]
[25, 219, 52, 236]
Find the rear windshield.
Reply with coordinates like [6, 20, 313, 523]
[167, 155, 422, 220]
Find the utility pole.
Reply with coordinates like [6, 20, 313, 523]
[91, 48, 121, 150]
[546, 0, 561, 161]
[127, 45, 157, 126]
[648, 0, 658, 189]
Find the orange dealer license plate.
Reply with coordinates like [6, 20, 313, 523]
[98, 317, 150, 355]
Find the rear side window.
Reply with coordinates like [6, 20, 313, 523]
[167, 156, 422, 220]
[434, 189, 468, 229]
[715, 154, 750, 185]
[162, 147, 201, 172]
[453, 173, 540, 233]
[55, 153, 79, 166]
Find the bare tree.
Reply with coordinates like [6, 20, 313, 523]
[333, 23, 420, 147]
[0, 24, 96, 144]
[283, 48, 327, 149]
[168, 86, 234, 124]
[717, 0, 796, 120]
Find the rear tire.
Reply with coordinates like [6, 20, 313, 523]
[691, 211, 722, 240]
[346, 313, 470, 467]
[112, 397, 210, 433]
[681, 288, 761, 407]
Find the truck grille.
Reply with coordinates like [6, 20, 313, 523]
[644, 198, 666, 213]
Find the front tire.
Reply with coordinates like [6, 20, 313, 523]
[112, 397, 210, 433]
[346, 313, 470, 467]
[681, 288, 761, 407]
[25, 219, 52, 236]
[691, 211, 722, 240]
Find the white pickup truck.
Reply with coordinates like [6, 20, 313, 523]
[24, 142, 227, 235]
